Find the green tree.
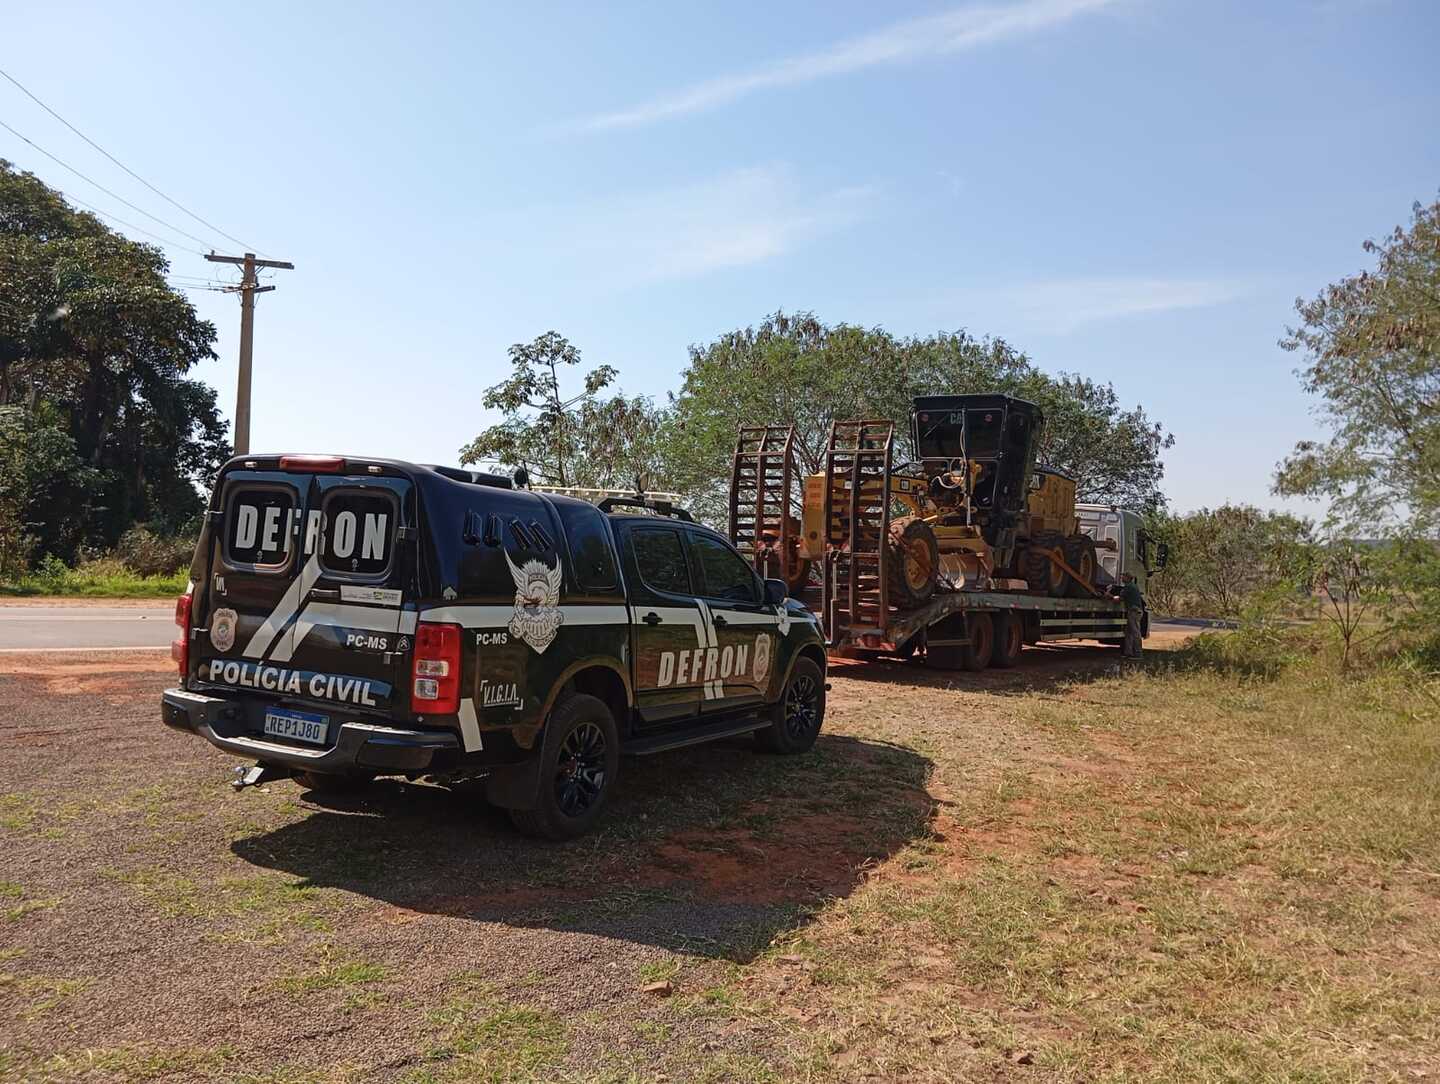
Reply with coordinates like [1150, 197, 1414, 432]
[1148, 504, 1315, 618]
[0, 160, 227, 563]
[1275, 196, 1440, 533]
[458, 331, 666, 490]
[664, 311, 1173, 525]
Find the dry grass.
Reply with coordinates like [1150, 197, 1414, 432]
[1, 640, 1436, 1081]
[734, 654, 1440, 1081]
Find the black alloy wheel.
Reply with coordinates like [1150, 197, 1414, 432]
[509, 693, 620, 841]
[757, 657, 826, 754]
[554, 720, 608, 818]
[784, 672, 821, 741]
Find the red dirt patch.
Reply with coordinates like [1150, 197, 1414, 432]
[645, 813, 885, 905]
[0, 652, 174, 677]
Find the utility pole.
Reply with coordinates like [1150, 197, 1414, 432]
[205, 251, 294, 455]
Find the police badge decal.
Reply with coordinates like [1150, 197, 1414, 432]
[210, 607, 238, 653]
[503, 551, 565, 654]
[753, 632, 772, 683]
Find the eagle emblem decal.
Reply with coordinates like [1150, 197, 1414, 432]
[504, 551, 564, 654]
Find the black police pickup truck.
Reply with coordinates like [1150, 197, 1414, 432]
[161, 455, 827, 839]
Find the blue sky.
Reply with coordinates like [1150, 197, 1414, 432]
[4, 0, 1437, 515]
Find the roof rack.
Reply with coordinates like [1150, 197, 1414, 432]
[597, 495, 694, 522]
[530, 484, 682, 504]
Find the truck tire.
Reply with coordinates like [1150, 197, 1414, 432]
[990, 612, 1023, 668]
[509, 693, 620, 841]
[756, 657, 826, 754]
[924, 614, 965, 669]
[888, 517, 940, 607]
[1063, 535, 1098, 598]
[961, 612, 994, 671]
[296, 770, 375, 794]
[1023, 531, 1067, 596]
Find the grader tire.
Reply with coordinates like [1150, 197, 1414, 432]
[760, 517, 812, 596]
[1063, 535, 1099, 598]
[888, 517, 940, 607]
[1023, 530, 1068, 597]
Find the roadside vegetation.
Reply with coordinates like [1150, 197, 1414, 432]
[2, 627, 1437, 1081]
[0, 528, 191, 598]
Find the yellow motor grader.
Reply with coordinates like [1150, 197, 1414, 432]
[735, 395, 1100, 605]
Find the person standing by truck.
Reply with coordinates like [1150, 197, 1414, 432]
[1116, 573, 1145, 659]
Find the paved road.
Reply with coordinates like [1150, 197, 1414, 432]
[0, 605, 175, 651]
[0, 603, 1202, 653]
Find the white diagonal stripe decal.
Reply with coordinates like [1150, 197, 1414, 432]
[242, 555, 322, 659]
[458, 698, 483, 752]
[693, 599, 726, 700]
[269, 602, 416, 663]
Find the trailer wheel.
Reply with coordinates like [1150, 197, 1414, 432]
[1063, 535, 1099, 598]
[888, 517, 940, 607]
[961, 613, 994, 671]
[990, 613, 1023, 668]
[1023, 531, 1067, 596]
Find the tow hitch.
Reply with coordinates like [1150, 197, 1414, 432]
[232, 763, 294, 791]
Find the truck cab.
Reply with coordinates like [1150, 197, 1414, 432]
[162, 455, 827, 840]
[1075, 504, 1167, 593]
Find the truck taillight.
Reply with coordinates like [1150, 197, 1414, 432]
[172, 593, 192, 679]
[411, 622, 461, 714]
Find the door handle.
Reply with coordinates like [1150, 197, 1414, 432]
[642, 612, 662, 626]
[712, 615, 728, 628]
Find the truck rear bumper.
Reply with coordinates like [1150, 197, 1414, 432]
[161, 687, 460, 774]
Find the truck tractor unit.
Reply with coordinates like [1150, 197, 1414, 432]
[729, 394, 1165, 668]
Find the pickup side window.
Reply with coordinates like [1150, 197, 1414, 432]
[555, 502, 618, 591]
[689, 532, 759, 604]
[224, 486, 297, 571]
[632, 527, 691, 596]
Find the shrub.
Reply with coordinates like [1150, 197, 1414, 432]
[117, 525, 196, 578]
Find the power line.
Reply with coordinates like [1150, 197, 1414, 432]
[0, 66, 259, 254]
[58, 190, 210, 257]
[0, 115, 219, 250]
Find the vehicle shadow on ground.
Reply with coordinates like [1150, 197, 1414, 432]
[231, 733, 935, 961]
[829, 642, 1159, 697]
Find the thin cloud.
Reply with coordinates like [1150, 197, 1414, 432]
[955, 277, 1249, 334]
[573, 0, 1120, 131]
[504, 166, 875, 289]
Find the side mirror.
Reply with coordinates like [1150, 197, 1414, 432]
[1155, 542, 1170, 571]
[763, 578, 788, 606]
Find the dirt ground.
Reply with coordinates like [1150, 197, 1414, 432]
[2, 632, 1436, 1083]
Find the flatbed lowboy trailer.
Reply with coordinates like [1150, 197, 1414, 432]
[729, 420, 1149, 668]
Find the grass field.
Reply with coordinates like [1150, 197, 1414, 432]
[1, 635, 1436, 1082]
[0, 567, 186, 599]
